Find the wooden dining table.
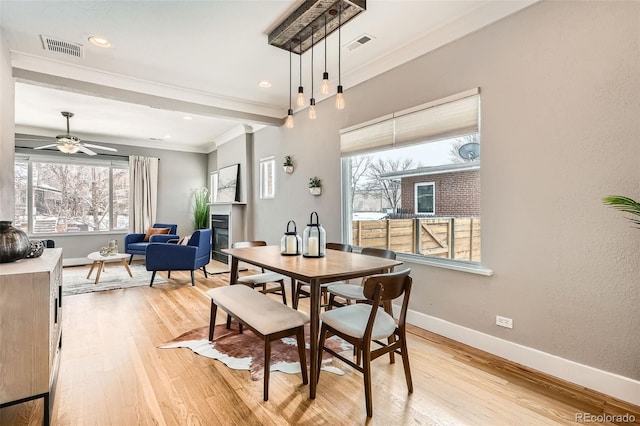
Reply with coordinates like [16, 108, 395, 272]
[223, 245, 402, 399]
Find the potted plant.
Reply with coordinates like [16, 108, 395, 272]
[193, 187, 210, 229]
[308, 176, 322, 196]
[603, 195, 640, 228]
[283, 155, 294, 174]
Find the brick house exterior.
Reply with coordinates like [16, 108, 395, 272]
[382, 163, 479, 217]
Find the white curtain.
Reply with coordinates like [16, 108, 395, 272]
[129, 155, 159, 233]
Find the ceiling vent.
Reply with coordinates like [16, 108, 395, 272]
[40, 35, 84, 58]
[346, 33, 374, 51]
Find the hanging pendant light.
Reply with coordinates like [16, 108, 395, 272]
[335, 3, 345, 110]
[285, 43, 294, 128]
[296, 38, 305, 107]
[321, 14, 330, 95]
[309, 27, 317, 120]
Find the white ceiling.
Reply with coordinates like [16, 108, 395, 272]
[1, 0, 535, 153]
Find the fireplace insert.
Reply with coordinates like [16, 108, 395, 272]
[211, 214, 229, 263]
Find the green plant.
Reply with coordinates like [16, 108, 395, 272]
[602, 195, 640, 228]
[193, 187, 210, 229]
[283, 155, 294, 167]
[308, 177, 322, 188]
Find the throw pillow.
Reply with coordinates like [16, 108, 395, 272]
[144, 227, 170, 242]
[178, 235, 191, 245]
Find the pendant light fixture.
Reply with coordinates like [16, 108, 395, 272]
[296, 38, 305, 107]
[335, 3, 346, 110]
[285, 43, 294, 128]
[321, 14, 330, 95]
[309, 27, 317, 120]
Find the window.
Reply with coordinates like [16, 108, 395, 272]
[14, 156, 129, 234]
[259, 157, 275, 199]
[415, 182, 435, 215]
[341, 89, 481, 264]
[210, 171, 218, 203]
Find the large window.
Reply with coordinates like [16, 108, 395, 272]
[259, 156, 275, 199]
[341, 89, 481, 264]
[14, 156, 129, 234]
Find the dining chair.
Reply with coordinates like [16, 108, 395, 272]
[317, 268, 413, 418]
[232, 241, 288, 305]
[291, 242, 352, 310]
[326, 247, 396, 309]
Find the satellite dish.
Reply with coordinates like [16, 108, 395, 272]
[458, 142, 480, 160]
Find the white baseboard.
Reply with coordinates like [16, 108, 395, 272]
[398, 306, 640, 407]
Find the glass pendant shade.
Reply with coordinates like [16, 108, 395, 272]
[281, 220, 302, 255]
[285, 110, 294, 128]
[309, 101, 317, 120]
[296, 88, 305, 107]
[335, 85, 345, 110]
[302, 212, 326, 258]
[321, 72, 330, 95]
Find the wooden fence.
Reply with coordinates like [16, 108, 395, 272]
[352, 217, 480, 262]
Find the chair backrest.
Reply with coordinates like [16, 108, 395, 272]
[153, 223, 177, 235]
[188, 229, 212, 257]
[232, 241, 266, 248]
[361, 247, 396, 260]
[326, 242, 352, 252]
[362, 269, 413, 333]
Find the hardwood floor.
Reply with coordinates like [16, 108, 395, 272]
[1, 262, 638, 425]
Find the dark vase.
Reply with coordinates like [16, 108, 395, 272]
[0, 221, 30, 263]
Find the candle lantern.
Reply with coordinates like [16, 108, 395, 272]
[302, 211, 326, 258]
[281, 220, 302, 256]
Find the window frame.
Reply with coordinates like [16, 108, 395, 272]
[14, 154, 129, 235]
[414, 182, 435, 215]
[259, 156, 276, 200]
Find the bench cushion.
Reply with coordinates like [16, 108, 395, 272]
[206, 285, 309, 336]
[237, 271, 288, 285]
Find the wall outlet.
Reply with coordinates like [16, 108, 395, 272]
[496, 315, 513, 329]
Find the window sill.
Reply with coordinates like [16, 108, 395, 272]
[27, 230, 128, 238]
[397, 253, 493, 276]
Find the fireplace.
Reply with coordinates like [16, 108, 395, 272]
[211, 214, 230, 263]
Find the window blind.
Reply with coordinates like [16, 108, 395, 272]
[340, 88, 479, 157]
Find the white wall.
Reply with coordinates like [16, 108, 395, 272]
[251, 0, 640, 387]
[0, 26, 15, 220]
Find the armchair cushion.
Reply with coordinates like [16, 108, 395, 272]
[144, 227, 170, 241]
[124, 223, 178, 257]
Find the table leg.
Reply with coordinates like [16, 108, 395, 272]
[121, 259, 133, 277]
[94, 261, 104, 285]
[309, 278, 321, 399]
[226, 257, 240, 329]
[86, 261, 97, 279]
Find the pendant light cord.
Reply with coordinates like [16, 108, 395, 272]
[324, 15, 327, 73]
[311, 28, 314, 94]
[338, 3, 342, 86]
[299, 39, 303, 87]
[289, 43, 292, 109]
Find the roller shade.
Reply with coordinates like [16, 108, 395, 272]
[340, 88, 479, 157]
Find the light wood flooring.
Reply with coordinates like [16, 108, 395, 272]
[1, 261, 638, 425]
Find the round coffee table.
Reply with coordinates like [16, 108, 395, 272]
[87, 252, 133, 285]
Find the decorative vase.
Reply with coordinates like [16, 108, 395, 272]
[284, 165, 294, 174]
[0, 221, 30, 263]
[309, 187, 322, 196]
[26, 239, 45, 258]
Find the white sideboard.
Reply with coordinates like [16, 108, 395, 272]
[0, 248, 63, 426]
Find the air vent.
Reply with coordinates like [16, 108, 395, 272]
[346, 34, 375, 51]
[40, 35, 84, 58]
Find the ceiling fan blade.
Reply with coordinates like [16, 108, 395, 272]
[33, 144, 58, 150]
[83, 143, 118, 152]
[77, 145, 98, 156]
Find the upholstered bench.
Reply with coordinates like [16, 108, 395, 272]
[205, 285, 309, 401]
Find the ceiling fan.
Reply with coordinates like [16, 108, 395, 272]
[33, 111, 118, 155]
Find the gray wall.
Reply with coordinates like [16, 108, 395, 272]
[250, 1, 640, 380]
[15, 140, 208, 261]
[0, 27, 15, 220]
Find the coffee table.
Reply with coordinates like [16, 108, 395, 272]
[87, 251, 133, 285]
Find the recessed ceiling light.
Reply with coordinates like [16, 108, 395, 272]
[183, 116, 193, 120]
[164, 134, 172, 139]
[88, 36, 111, 48]
[258, 80, 272, 88]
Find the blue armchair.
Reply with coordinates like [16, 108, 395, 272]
[124, 223, 178, 264]
[146, 229, 212, 286]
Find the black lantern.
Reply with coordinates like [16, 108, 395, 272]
[281, 220, 302, 255]
[302, 212, 326, 258]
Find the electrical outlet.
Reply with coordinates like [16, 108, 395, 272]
[496, 315, 513, 329]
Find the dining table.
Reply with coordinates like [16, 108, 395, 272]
[223, 245, 402, 399]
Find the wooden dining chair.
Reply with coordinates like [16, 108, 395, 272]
[327, 247, 396, 309]
[291, 242, 352, 310]
[232, 241, 288, 305]
[317, 269, 413, 418]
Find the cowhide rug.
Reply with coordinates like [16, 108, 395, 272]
[158, 321, 352, 380]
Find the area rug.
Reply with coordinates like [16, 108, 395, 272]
[62, 264, 166, 296]
[158, 321, 352, 380]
